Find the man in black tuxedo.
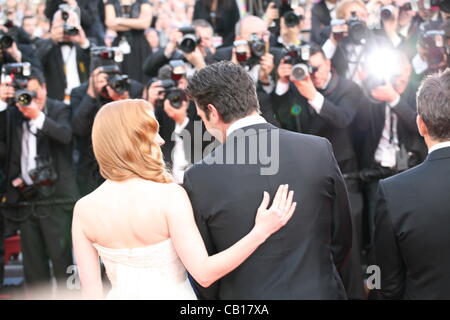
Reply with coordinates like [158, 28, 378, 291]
[213, 15, 283, 127]
[71, 63, 143, 196]
[0, 68, 78, 295]
[271, 44, 366, 299]
[353, 54, 427, 272]
[184, 61, 352, 300]
[373, 69, 450, 300]
[35, 8, 90, 103]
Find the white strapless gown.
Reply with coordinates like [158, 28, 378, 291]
[93, 239, 197, 300]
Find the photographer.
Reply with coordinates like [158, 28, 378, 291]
[311, 0, 338, 44]
[274, 5, 308, 48]
[71, 55, 144, 196]
[147, 62, 211, 184]
[143, 20, 215, 79]
[0, 67, 77, 296]
[352, 51, 427, 274]
[35, 8, 91, 104]
[105, 0, 153, 84]
[321, 0, 393, 85]
[44, 0, 106, 45]
[272, 43, 366, 299]
[214, 15, 284, 126]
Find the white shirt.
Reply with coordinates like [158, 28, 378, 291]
[226, 115, 267, 137]
[61, 45, 80, 103]
[248, 64, 275, 94]
[171, 117, 190, 184]
[374, 103, 399, 168]
[325, 0, 337, 20]
[428, 141, 450, 154]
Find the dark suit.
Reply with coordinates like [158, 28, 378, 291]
[374, 146, 450, 299]
[184, 123, 352, 299]
[311, 0, 332, 45]
[71, 80, 144, 196]
[213, 46, 284, 127]
[271, 72, 366, 299]
[35, 39, 90, 101]
[0, 98, 77, 289]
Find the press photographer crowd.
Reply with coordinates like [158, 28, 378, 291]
[0, 0, 449, 300]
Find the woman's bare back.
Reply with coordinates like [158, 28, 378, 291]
[76, 177, 174, 249]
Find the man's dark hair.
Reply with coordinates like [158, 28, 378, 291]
[192, 19, 213, 32]
[309, 43, 327, 60]
[185, 61, 260, 123]
[417, 68, 450, 141]
[29, 67, 46, 86]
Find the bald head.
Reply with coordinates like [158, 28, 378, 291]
[236, 15, 268, 41]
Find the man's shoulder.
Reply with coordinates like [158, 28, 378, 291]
[380, 162, 429, 197]
[46, 98, 70, 113]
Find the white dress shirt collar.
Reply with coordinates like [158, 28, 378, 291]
[226, 115, 267, 137]
[428, 141, 450, 154]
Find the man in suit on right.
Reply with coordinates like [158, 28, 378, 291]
[373, 68, 450, 299]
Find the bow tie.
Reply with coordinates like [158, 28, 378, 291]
[59, 41, 74, 48]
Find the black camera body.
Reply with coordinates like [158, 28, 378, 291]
[1, 62, 37, 107]
[283, 44, 316, 81]
[248, 33, 266, 58]
[346, 12, 368, 45]
[59, 4, 79, 37]
[275, 0, 303, 28]
[156, 60, 187, 109]
[12, 157, 58, 200]
[91, 46, 124, 64]
[0, 30, 13, 50]
[178, 26, 199, 54]
[100, 64, 130, 95]
[429, 0, 450, 14]
[419, 29, 447, 71]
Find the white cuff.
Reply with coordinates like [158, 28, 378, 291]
[29, 112, 46, 131]
[322, 39, 337, 60]
[412, 54, 428, 75]
[388, 95, 401, 108]
[0, 100, 7, 112]
[308, 92, 325, 114]
[174, 117, 189, 135]
[275, 81, 290, 96]
[261, 76, 274, 94]
[81, 39, 90, 50]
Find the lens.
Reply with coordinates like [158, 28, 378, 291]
[380, 8, 392, 20]
[179, 35, 197, 53]
[0, 34, 13, 50]
[292, 64, 309, 81]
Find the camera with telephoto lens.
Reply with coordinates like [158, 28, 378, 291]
[91, 46, 124, 63]
[99, 64, 130, 95]
[1, 62, 38, 107]
[347, 11, 368, 44]
[248, 33, 266, 58]
[0, 30, 13, 50]
[156, 60, 187, 109]
[380, 5, 396, 21]
[275, 0, 303, 28]
[59, 4, 79, 37]
[12, 157, 58, 200]
[178, 26, 199, 54]
[283, 44, 317, 81]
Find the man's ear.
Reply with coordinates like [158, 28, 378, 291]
[417, 115, 428, 138]
[207, 103, 220, 123]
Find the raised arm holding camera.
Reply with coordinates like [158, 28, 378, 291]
[0, 67, 77, 297]
[71, 47, 144, 196]
[35, 6, 91, 103]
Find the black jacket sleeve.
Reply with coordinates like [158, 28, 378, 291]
[373, 181, 406, 299]
[71, 88, 99, 138]
[41, 101, 72, 145]
[327, 139, 352, 273]
[143, 49, 171, 78]
[182, 170, 220, 300]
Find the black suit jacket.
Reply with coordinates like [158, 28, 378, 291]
[0, 99, 78, 206]
[374, 146, 450, 299]
[353, 82, 427, 170]
[184, 123, 352, 299]
[272, 73, 362, 174]
[213, 46, 284, 127]
[71, 81, 143, 196]
[311, 0, 332, 45]
[35, 39, 90, 101]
